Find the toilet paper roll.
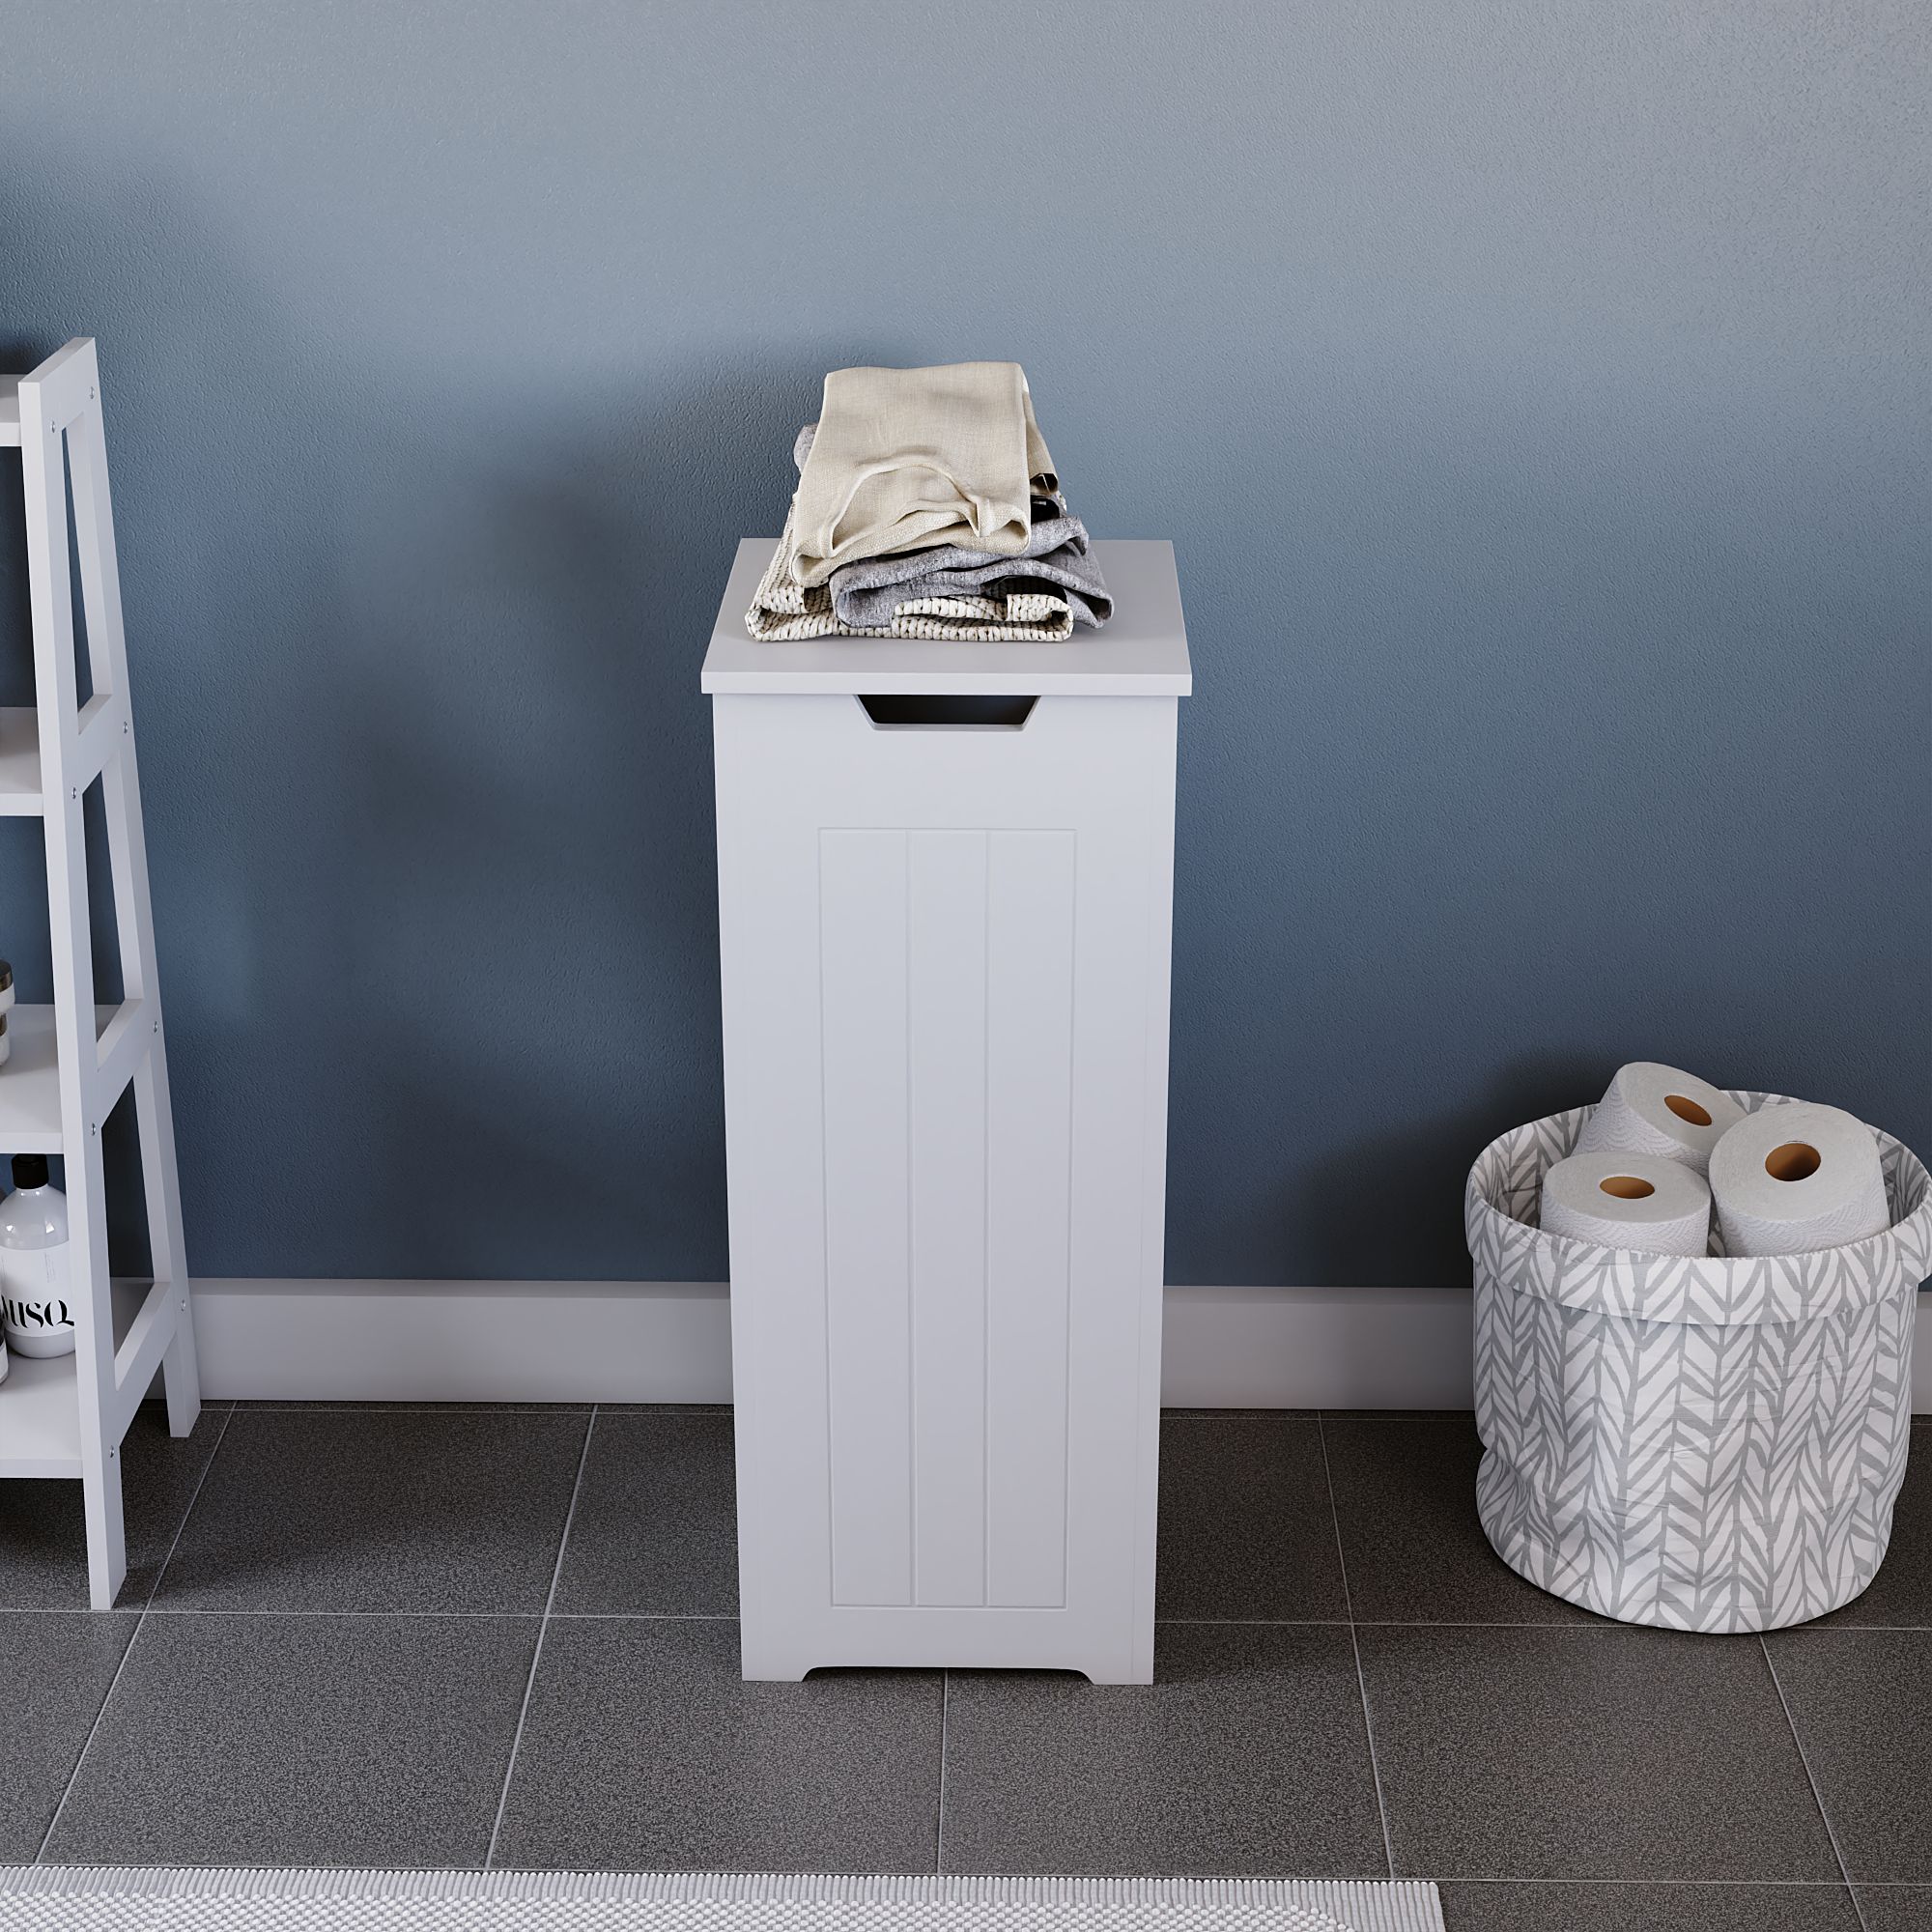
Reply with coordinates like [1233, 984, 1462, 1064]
[1574, 1062, 1745, 1176]
[1539, 1151, 1713, 1257]
[1709, 1101, 1891, 1257]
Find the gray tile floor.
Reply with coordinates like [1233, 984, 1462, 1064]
[4, 1403, 1928, 1932]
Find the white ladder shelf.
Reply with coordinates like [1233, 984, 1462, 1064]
[0, 338, 200, 1608]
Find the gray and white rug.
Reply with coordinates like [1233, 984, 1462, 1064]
[0, 1870, 1443, 1931]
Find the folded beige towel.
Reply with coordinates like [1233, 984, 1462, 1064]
[787, 362, 1056, 588]
[747, 506, 1074, 642]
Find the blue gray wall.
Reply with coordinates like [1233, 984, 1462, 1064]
[1, 2, 1925, 1285]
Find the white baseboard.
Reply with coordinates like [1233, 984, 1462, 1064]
[191, 1279, 737, 1405]
[1156, 1284, 1479, 1408]
[187, 1279, 1932, 1412]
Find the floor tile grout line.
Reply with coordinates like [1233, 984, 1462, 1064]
[35, 1403, 237, 1863]
[123, 1606, 554, 1620]
[1429, 1876, 1869, 1889]
[935, 1670, 949, 1875]
[226, 1405, 607, 1415]
[484, 1403, 599, 1871]
[90, 1607, 728, 1621]
[139, 1405, 239, 1614]
[14, 1598, 1918, 1633]
[1172, 1617, 1932, 1632]
[34, 1626, 142, 1867]
[1758, 1633, 1869, 1932]
[1315, 1414, 1395, 1883]
[543, 1610, 737, 1622]
[1156, 1617, 1355, 1627]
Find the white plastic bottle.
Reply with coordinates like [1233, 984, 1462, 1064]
[0, 1154, 75, 1359]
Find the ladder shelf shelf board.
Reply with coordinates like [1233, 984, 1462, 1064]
[0, 707, 42, 809]
[0, 1004, 153, 1153]
[0, 338, 199, 1610]
[0, 1352, 85, 1479]
[0, 1277, 174, 1480]
[0, 694, 127, 815]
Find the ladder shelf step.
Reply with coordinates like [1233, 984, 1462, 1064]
[0, 696, 127, 816]
[0, 1003, 153, 1151]
[0, 708, 42, 813]
[0, 1352, 82, 1478]
[0, 1279, 175, 1481]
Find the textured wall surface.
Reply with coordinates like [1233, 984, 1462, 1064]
[0, 2, 1924, 1284]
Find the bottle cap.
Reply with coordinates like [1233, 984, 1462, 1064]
[11, 1154, 49, 1191]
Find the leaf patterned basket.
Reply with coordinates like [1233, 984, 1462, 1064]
[1465, 1093, 1932, 1632]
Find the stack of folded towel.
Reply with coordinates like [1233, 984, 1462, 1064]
[748, 361, 1111, 642]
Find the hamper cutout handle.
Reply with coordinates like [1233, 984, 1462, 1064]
[856, 694, 1037, 729]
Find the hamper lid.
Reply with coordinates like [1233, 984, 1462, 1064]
[700, 538, 1191, 697]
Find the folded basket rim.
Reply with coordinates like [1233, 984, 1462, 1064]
[1465, 1090, 1932, 1325]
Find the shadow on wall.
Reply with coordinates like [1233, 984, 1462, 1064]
[1292, 1053, 1606, 1287]
[0, 143, 874, 1280]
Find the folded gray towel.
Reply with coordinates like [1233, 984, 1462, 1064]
[747, 507, 1076, 642]
[832, 525, 1111, 630]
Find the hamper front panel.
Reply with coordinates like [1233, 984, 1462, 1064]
[819, 826, 1077, 1608]
[714, 694, 1176, 1674]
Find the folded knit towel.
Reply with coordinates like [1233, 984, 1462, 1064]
[831, 505, 1110, 631]
[746, 505, 1075, 642]
[787, 362, 1056, 587]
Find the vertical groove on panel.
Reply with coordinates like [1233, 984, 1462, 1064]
[1058, 838, 1080, 1609]
[980, 842, 992, 1608]
[820, 830, 914, 1607]
[910, 830, 991, 1608]
[905, 831, 916, 1604]
[816, 832, 837, 1602]
[984, 829, 1077, 1609]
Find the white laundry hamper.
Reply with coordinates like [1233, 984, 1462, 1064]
[704, 540, 1190, 1684]
[1466, 1093, 1932, 1632]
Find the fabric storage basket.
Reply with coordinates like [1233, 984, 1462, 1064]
[1467, 1093, 1932, 1632]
